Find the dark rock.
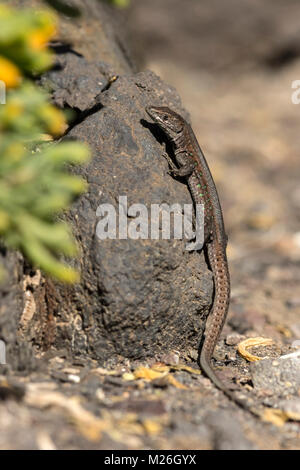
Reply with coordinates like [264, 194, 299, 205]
[47, 70, 212, 362]
[40, 53, 109, 111]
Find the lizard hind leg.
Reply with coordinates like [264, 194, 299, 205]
[185, 200, 213, 252]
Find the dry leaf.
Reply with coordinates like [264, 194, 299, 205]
[133, 366, 169, 381]
[151, 364, 170, 373]
[237, 337, 274, 362]
[122, 372, 136, 381]
[262, 408, 288, 427]
[170, 364, 201, 375]
[122, 364, 190, 390]
[142, 419, 163, 435]
[275, 324, 292, 338]
[277, 399, 300, 421]
[285, 409, 300, 421]
[25, 385, 107, 441]
[167, 375, 189, 390]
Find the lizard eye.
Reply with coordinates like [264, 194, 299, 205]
[163, 115, 169, 121]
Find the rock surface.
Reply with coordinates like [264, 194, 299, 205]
[48, 69, 212, 361]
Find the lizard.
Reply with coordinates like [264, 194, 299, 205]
[146, 105, 260, 416]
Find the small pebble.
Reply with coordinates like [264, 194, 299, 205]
[159, 351, 180, 365]
[225, 333, 246, 346]
[226, 352, 237, 362]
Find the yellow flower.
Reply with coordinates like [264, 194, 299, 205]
[40, 105, 67, 137]
[28, 27, 55, 51]
[0, 56, 22, 89]
[28, 13, 57, 51]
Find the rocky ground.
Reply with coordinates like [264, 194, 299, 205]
[0, 0, 300, 450]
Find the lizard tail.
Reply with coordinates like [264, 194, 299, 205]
[204, 240, 231, 359]
[200, 243, 261, 416]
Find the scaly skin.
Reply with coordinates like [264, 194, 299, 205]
[146, 105, 259, 415]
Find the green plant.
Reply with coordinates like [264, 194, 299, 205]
[0, 5, 90, 282]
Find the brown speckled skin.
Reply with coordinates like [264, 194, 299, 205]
[146, 106, 233, 397]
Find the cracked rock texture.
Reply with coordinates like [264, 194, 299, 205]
[40, 52, 110, 111]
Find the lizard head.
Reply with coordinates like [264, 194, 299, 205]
[146, 106, 184, 138]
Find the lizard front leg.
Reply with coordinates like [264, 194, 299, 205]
[162, 152, 196, 177]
